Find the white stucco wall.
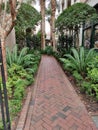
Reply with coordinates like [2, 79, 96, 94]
[6, 28, 16, 50]
[86, 0, 98, 7]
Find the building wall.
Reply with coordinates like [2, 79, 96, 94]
[80, 0, 87, 2]
[80, 0, 98, 7]
[86, 0, 98, 7]
[58, 0, 83, 46]
[59, 0, 81, 12]
[6, 28, 16, 50]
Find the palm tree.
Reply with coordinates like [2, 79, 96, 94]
[40, 0, 46, 50]
[51, 0, 56, 51]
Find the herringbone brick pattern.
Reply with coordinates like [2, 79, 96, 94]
[24, 55, 97, 130]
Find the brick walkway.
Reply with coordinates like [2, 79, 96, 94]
[24, 55, 97, 130]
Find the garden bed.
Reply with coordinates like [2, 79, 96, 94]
[65, 71, 98, 115]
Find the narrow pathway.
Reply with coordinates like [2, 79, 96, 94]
[24, 55, 97, 130]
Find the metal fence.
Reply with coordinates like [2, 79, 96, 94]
[0, 40, 11, 130]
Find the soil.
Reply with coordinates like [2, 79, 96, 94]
[65, 71, 98, 116]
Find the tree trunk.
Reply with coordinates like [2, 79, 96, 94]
[51, 0, 56, 51]
[62, 0, 65, 11]
[40, 0, 45, 50]
[50, 18, 52, 46]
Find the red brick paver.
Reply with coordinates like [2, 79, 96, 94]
[24, 55, 97, 130]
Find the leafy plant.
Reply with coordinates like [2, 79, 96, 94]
[4, 46, 41, 123]
[87, 68, 98, 83]
[26, 31, 41, 49]
[72, 71, 83, 82]
[60, 47, 95, 74]
[57, 34, 73, 53]
[80, 81, 92, 94]
[0, 120, 3, 130]
[6, 46, 29, 67]
[59, 58, 73, 72]
[56, 3, 97, 31]
[9, 99, 22, 117]
[87, 54, 98, 69]
[81, 81, 98, 100]
[6, 45, 41, 72]
[15, 3, 41, 45]
[41, 46, 54, 55]
[6, 64, 34, 117]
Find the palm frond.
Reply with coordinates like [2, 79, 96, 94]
[71, 48, 80, 63]
[85, 48, 95, 63]
[17, 47, 28, 65]
[79, 47, 85, 70]
[6, 47, 12, 67]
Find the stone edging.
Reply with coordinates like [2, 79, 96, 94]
[16, 91, 32, 130]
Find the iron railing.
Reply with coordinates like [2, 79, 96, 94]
[0, 40, 11, 130]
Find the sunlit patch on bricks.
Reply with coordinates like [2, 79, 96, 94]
[63, 106, 71, 112]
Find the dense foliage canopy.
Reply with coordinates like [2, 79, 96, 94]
[16, 3, 41, 30]
[15, 3, 41, 43]
[56, 3, 98, 30]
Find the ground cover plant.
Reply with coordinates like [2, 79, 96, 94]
[0, 45, 41, 129]
[6, 46, 41, 117]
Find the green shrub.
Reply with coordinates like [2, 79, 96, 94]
[53, 51, 61, 60]
[6, 46, 29, 67]
[41, 46, 54, 55]
[59, 47, 98, 101]
[73, 71, 83, 82]
[60, 47, 95, 74]
[59, 58, 73, 72]
[27, 31, 41, 49]
[80, 81, 98, 100]
[0, 47, 41, 126]
[0, 120, 3, 130]
[6, 46, 41, 76]
[9, 99, 22, 117]
[80, 81, 91, 94]
[91, 84, 98, 100]
[87, 68, 98, 83]
[57, 34, 73, 54]
[87, 55, 98, 69]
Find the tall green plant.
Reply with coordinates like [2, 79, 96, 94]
[60, 47, 95, 73]
[6, 46, 32, 67]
